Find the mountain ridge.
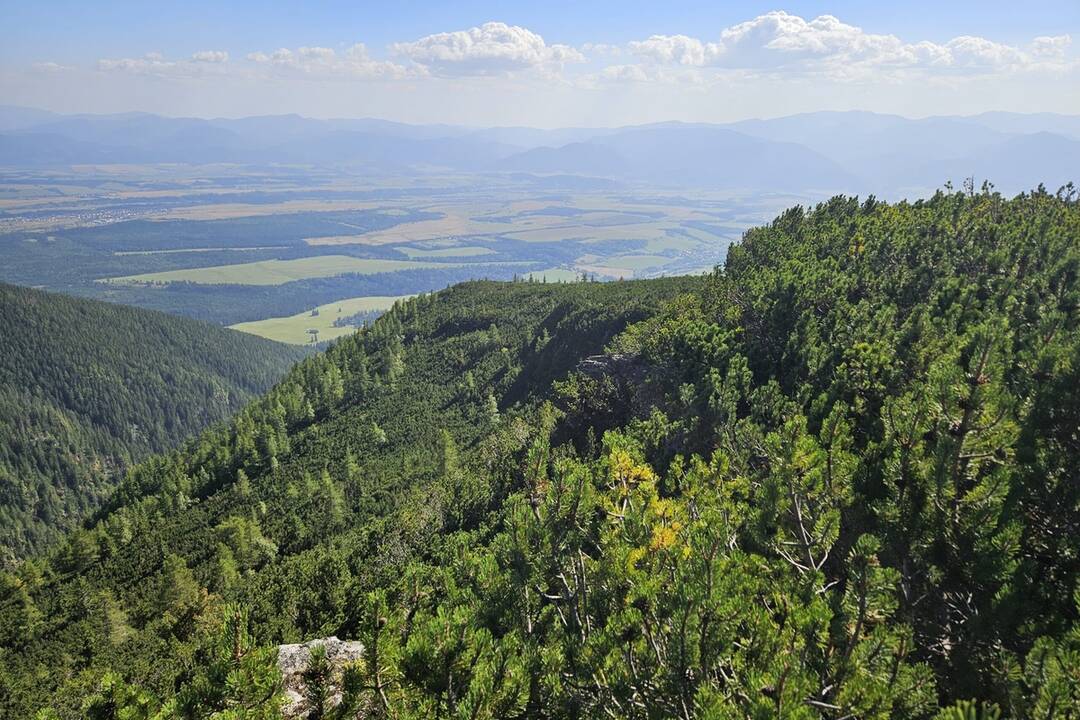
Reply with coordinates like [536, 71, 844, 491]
[2, 106, 1077, 194]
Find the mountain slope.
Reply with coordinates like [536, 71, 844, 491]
[499, 125, 858, 191]
[0, 284, 306, 561]
[959, 111, 1080, 140]
[0, 276, 701, 717]
[923, 131, 1080, 193]
[4, 187, 1080, 718]
[728, 111, 1011, 192]
[497, 140, 628, 175]
[0, 105, 61, 131]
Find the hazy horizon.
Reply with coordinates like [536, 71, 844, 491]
[6, 103, 1080, 129]
[2, 2, 1077, 126]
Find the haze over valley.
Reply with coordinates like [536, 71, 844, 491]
[2, 106, 1078, 338]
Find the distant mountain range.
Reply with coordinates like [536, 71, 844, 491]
[1, 105, 1077, 195]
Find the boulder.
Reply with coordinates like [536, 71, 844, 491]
[277, 636, 364, 718]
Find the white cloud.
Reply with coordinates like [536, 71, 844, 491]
[96, 51, 230, 77]
[31, 61, 72, 72]
[623, 11, 1077, 81]
[581, 42, 622, 58]
[392, 21, 584, 76]
[245, 43, 408, 79]
[1031, 34, 1072, 60]
[97, 44, 406, 81]
[55, 12, 1080, 104]
[600, 64, 651, 82]
[97, 54, 175, 73]
[575, 63, 652, 89]
[629, 35, 721, 66]
[191, 50, 229, 64]
[719, 12, 912, 69]
[942, 36, 1026, 69]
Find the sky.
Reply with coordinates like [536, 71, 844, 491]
[1, 1, 1078, 126]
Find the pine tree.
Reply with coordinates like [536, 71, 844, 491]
[175, 604, 283, 718]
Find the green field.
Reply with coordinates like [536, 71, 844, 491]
[104, 255, 472, 286]
[230, 295, 413, 344]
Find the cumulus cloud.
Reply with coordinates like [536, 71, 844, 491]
[941, 36, 1026, 69]
[629, 35, 721, 66]
[245, 43, 408, 79]
[191, 50, 228, 63]
[1031, 34, 1072, 60]
[623, 11, 1076, 81]
[392, 21, 584, 76]
[70, 13, 1078, 93]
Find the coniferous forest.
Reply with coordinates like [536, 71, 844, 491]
[0, 284, 306, 561]
[2, 185, 1080, 718]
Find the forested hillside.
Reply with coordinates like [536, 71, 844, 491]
[0, 285, 306, 561]
[4, 185, 1080, 718]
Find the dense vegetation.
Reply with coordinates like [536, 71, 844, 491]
[3, 185, 1080, 718]
[0, 284, 305, 561]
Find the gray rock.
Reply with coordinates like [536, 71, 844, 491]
[277, 636, 364, 718]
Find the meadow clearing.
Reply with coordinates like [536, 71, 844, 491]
[230, 294, 412, 344]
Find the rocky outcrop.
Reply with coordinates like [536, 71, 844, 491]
[576, 353, 662, 414]
[577, 353, 647, 383]
[277, 636, 364, 718]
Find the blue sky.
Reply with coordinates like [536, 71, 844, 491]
[4, 1, 1077, 60]
[1, 1, 1077, 124]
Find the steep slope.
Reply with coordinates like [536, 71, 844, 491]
[0, 277, 700, 717]
[5, 187, 1080, 718]
[0, 284, 306, 561]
